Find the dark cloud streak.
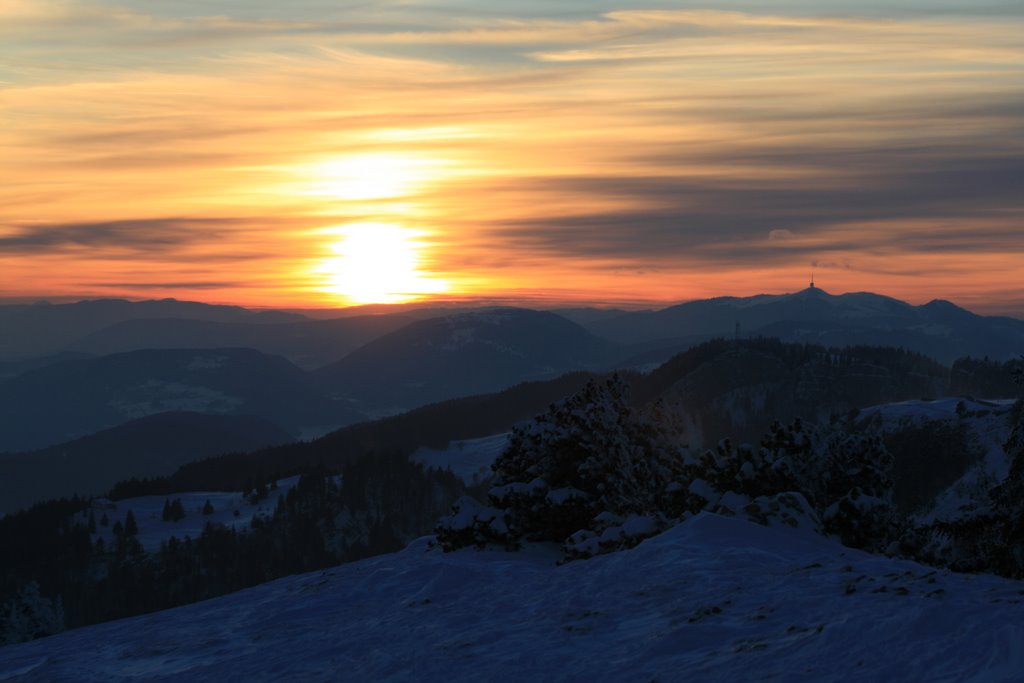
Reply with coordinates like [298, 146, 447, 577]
[83, 280, 243, 289]
[481, 148, 1024, 265]
[0, 218, 237, 254]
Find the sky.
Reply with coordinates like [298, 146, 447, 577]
[1, 1, 1022, 312]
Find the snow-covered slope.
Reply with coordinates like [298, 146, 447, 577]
[3, 513, 1023, 682]
[864, 397, 1015, 422]
[80, 477, 303, 552]
[410, 433, 509, 484]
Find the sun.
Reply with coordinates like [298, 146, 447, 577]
[319, 223, 449, 305]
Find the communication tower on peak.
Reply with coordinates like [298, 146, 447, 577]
[809, 272, 815, 289]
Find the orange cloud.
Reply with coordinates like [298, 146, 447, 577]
[1, 3, 1022, 312]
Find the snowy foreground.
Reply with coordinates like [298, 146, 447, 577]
[3, 514, 1024, 682]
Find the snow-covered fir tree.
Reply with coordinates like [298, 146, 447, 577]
[436, 375, 690, 556]
[437, 375, 900, 559]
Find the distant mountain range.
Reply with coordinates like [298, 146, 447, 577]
[1, 289, 1021, 502]
[581, 287, 1024, 365]
[3, 289, 1021, 373]
[63, 314, 415, 370]
[0, 298, 301, 361]
[0, 309, 621, 454]
[0, 348, 354, 453]
[0, 412, 294, 516]
[313, 308, 618, 412]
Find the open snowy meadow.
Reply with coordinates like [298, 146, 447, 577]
[2, 512, 1022, 682]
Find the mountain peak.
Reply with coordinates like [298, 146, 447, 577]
[920, 298, 978, 321]
[922, 298, 959, 310]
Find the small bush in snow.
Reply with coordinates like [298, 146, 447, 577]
[434, 496, 513, 550]
[742, 492, 821, 533]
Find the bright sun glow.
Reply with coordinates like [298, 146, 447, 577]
[319, 223, 449, 305]
[305, 153, 441, 201]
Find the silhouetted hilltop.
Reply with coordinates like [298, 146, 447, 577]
[122, 338, 959, 497]
[64, 314, 414, 370]
[0, 412, 294, 515]
[314, 308, 620, 412]
[585, 288, 1024, 364]
[0, 298, 303, 360]
[0, 347, 355, 452]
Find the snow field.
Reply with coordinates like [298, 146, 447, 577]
[3, 513, 1023, 682]
[82, 477, 302, 552]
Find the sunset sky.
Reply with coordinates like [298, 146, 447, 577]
[2, 1, 1022, 312]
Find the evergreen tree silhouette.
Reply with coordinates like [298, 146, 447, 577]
[124, 510, 138, 537]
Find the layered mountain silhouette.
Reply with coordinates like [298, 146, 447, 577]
[0, 310, 622, 455]
[0, 298, 301, 361]
[0, 352, 95, 380]
[0, 348, 354, 452]
[583, 287, 1024, 364]
[0, 412, 294, 515]
[120, 338, 976, 499]
[2, 290, 1020, 465]
[313, 308, 619, 412]
[4, 290, 1022, 374]
[64, 314, 415, 370]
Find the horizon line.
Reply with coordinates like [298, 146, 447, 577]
[0, 286, 1019, 319]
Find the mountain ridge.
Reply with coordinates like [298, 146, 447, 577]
[584, 287, 1024, 364]
[0, 412, 294, 515]
[0, 347, 354, 453]
[313, 307, 620, 413]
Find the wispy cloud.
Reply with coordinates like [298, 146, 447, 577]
[1, 1, 1022, 310]
[0, 219, 222, 252]
[82, 280, 245, 290]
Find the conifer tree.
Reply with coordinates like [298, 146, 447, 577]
[124, 510, 139, 537]
[164, 498, 185, 521]
[437, 375, 689, 555]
